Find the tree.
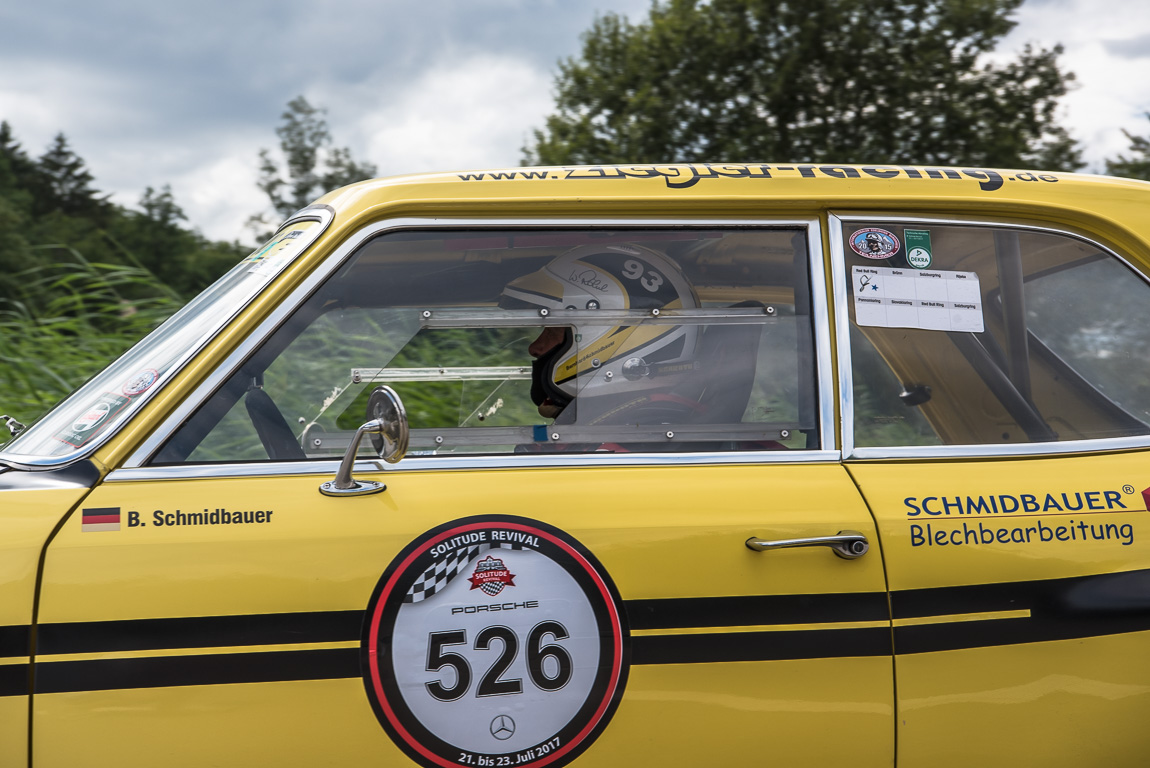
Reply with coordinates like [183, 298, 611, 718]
[0, 123, 35, 282]
[35, 133, 111, 219]
[525, 0, 1083, 171]
[0, 121, 41, 198]
[251, 96, 377, 236]
[0, 121, 246, 303]
[108, 185, 235, 296]
[1106, 115, 1150, 181]
[138, 184, 187, 228]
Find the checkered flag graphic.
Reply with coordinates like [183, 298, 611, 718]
[405, 542, 524, 603]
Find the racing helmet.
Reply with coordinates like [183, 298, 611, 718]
[500, 244, 701, 422]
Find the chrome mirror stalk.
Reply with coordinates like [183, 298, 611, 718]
[319, 386, 408, 497]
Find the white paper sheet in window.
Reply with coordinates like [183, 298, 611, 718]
[852, 266, 984, 333]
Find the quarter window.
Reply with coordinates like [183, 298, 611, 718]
[844, 220, 1150, 448]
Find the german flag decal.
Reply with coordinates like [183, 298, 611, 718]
[81, 507, 121, 533]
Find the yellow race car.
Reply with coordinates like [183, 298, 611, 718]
[3, 163, 1150, 767]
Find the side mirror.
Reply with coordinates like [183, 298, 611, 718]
[1, 414, 26, 437]
[319, 386, 409, 497]
[366, 385, 409, 463]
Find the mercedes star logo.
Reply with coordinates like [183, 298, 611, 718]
[490, 714, 516, 740]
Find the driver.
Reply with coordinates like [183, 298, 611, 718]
[499, 244, 704, 426]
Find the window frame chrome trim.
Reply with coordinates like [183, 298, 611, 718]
[0, 205, 335, 472]
[829, 214, 855, 458]
[109, 460, 384, 482]
[125, 216, 838, 470]
[829, 211, 1150, 460]
[849, 438, 1150, 461]
[109, 449, 844, 483]
[807, 218, 837, 452]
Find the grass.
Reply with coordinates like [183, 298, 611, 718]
[0, 246, 182, 446]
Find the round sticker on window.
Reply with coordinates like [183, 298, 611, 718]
[362, 517, 629, 768]
[849, 228, 900, 260]
[122, 368, 159, 398]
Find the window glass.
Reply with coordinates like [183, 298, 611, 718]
[845, 221, 1150, 447]
[1025, 257, 1150, 426]
[156, 228, 820, 463]
[850, 325, 940, 447]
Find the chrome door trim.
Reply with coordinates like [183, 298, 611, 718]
[109, 449, 844, 483]
[126, 216, 839, 469]
[849, 439, 1150, 461]
[108, 460, 383, 482]
[829, 212, 1150, 460]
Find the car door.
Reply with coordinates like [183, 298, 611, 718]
[831, 214, 1150, 767]
[33, 219, 895, 768]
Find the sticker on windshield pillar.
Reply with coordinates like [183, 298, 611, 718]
[247, 228, 309, 277]
[54, 392, 131, 448]
[362, 516, 629, 768]
[122, 368, 159, 398]
[853, 265, 984, 332]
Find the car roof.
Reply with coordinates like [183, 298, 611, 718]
[314, 164, 1150, 270]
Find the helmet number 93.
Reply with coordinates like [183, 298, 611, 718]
[621, 259, 665, 292]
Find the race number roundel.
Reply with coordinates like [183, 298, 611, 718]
[362, 517, 629, 768]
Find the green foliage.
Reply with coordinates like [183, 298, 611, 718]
[526, 0, 1084, 171]
[34, 133, 112, 221]
[0, 120, 248, 438]
[0, 101, 377, 447]
[251, 96, 377, 238]
[108, 186, 244, 296]
[0, 121, 247, 302]
[0, 249, 183, 446]
[1105, 114, 1150, 181]
[356, 328, 540, 431]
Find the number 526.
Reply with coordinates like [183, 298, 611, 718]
[425, 621, 573, 701]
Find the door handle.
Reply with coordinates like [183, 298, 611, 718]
[745, 530, 869, 560]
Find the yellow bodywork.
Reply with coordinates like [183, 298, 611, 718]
[2, 164, 1150, 767]
[34, 465, 893, 766]
[0, 485, 93, 768]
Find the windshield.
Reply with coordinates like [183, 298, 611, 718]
[0, 217, 328, 465]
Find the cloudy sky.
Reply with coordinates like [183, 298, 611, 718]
[2, 0, 1149, 244]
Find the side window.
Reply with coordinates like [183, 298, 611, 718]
[1024, 258, 1150, 425]
[155, 227, 821, 463]
[844, 220, 1150, 448]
